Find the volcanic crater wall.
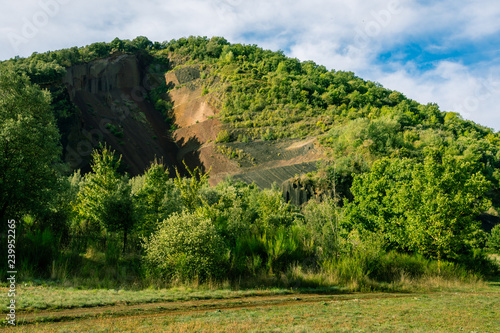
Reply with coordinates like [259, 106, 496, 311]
[64, 54, 141, 97]
[61, 56, 325, 200]
[61, 54, 179, 175]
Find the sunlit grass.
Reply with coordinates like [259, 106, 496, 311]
[9, 286, 500, 332]
[0, 283, 295, 313]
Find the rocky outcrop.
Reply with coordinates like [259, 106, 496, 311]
[165, 66, 216, 128]
[60, 56, 327, 195]
[61, 54, 179, 175]
[281, 177, 316, 206]
[63, 54, 141, 97]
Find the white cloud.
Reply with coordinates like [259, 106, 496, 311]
[369, 61, 500, 130]
[458, 0, 500, 38]
[1, 0, 499, 130]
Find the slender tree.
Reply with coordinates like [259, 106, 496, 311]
[73, 146, 135, 252]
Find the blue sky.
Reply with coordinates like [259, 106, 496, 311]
[1, 0, 499, 131]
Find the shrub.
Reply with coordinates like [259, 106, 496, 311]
[142, 211, 227, 282]
[368, 251, 431, 282]
[18, 229, 57, 277]
[216, 129, 231, 143]
[301, 198, 345, 261]
[487, 224, 500, 253]
[261, 128, 277, 141]
[321, 229, 384, 285]
[105, 123, 124, 138]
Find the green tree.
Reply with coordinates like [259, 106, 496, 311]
[486, 224, 500, 253]
[404, 154, 490, 263]
[131, 36, 153, 50]
[346, 157, 414, 249]
[110, 37, 125, 51]
[347, 153, 490, 264]
[134, 160, 179, 237]
[87, 42, 110, 58]
[73, 146, 135, 252]
[174, 163, 210, 212]
[0, 70, 61, 230]
[249, 186, 294, 236]
[302, 197, 345, 260]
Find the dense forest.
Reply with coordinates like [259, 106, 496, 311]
[1, 36, 499, 288]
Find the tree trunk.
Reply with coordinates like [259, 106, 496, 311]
[122, 227, 127, 254]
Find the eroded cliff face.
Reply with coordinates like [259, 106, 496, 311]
[281, 178, 315, 206]
[164, 63, 325, 190]
[61, 54, 179, 175]
[60, 55, 325, 200]
[64, 54, 141, 97]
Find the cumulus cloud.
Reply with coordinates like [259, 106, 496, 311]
[0, 0, 499, 129]
[369, 61, 500, 130]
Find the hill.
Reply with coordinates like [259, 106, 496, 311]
[2, 35, 500, 291]
[2, 36, 500, 210]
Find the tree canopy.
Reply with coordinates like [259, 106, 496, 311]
[0, 70, 61, 229]
[346, 152, 491, 262]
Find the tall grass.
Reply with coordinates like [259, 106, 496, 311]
[319, 250, 485, 292]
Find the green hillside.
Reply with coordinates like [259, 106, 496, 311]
[1, 36, 499, 288]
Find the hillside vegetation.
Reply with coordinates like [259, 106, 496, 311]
[1, 36, 499, 289]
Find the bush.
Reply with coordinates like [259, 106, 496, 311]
[302, 198, 345, 261]
[487, 224, 500, 253]
[216, 129, 231, 143]
[321, 229, 384, 285]
[18, 229, 58, 277]
[142, 211, 228, 282]
[368, 252, 431, 282]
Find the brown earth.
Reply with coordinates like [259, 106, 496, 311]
[165, 64, 326, 189]
[61, 56, 326, 193]
[14, 292, 419, 328]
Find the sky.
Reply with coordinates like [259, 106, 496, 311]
[1, 0, 499, 131]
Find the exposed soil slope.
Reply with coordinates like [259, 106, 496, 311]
[165, 64, 326, 190]
[61, 55, 326, 193]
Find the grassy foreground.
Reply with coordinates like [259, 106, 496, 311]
[1, 281, 499, 332]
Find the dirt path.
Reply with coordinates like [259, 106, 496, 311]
[15, 292, 420, 327]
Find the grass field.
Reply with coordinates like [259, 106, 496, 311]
[1, 281, 499, 332]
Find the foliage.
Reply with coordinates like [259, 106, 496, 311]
[174, 163, 210, 212]
[254, 186, 295, 233]
[105, 123, 124, 138]
[216, 129, 231, 143]
[487, 224, 500, 253]
[72, 146, 135, 251]
[260, 225, 305, 274]
[301, 198, 346, 261]
[0, 70, 61, 229]
[133, 160, 180, 237]
[2, 36, 499, 287]
[346, 153, 491, 262]
[1, 36, 157, 74]
[159, 36, 500, 212]
[147, 80, 173, 120]
[142, 211, 227, 282]
[17, 229, 57, 277]
[321, 229, 385, 284]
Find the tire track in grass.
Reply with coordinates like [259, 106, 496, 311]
[13, 292, 422, 329]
